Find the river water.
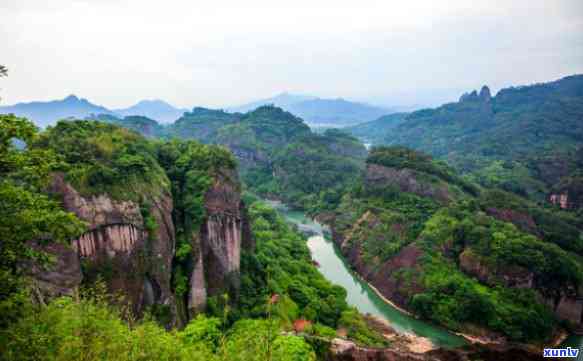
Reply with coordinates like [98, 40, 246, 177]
[268, 202, 467, 349]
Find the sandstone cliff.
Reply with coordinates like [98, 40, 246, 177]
[187, 169, 253, 316]
[31, 168, 251, 327]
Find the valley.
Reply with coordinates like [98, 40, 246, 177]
[1, 72, 583, 361]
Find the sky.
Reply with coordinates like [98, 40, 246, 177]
[1, 0, 582, 109]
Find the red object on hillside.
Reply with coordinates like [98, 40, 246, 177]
[293, 319, 312, 332]
[269, 294, 279, 305]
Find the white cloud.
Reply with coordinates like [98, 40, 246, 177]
[1, 0, 582, 108]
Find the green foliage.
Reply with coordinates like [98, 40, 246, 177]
[0, 295, 215, 361]
[272, 130, 366, 210]
[236, 201, 386, 346]
[180, 314, 222, 351]
[168, 107, 239, 142]
[0, 115, 85, 329]
[367, 146, 479, 196]
[410, 254, 555, 341]
[478, 189, 583, 254]
[34, 120, 169, 201]
[220, 319, 316, 361]
[329, 143, 583, 343]
[1, 290, 318, 361]
[345, 113, 408, 145]
[88, 114, 166, 138]
[378, 76, 583, 202]
[403, 202, 582, 341]
[156, 139, 236, 305]
[338, 308, 387, 347]
[239, 202, 349, 329]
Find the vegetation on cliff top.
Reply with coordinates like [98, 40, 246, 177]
[329, 145, 583, 342]
[1, 287, 318, 361]
[35, 120, 170, 202]
[1, 115, 384, 360]
[348, 75, 583, 204]
[0, 114, 86, 328]
[237, 201, 387, 347]
[94, 105, 367, 211]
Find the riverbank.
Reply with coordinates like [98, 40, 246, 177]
[359, 260, 503, 346]
[312, 212, 508, 347]
[275, 206, 467, 348]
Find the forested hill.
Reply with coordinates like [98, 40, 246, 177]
[345, 113, 408, 145]
[229, 93, 390, 126]
[325, 146, 583, 343]
[87, 105, 368, 211]
[172, 105, 367, 210]
[377, 74, 583, 205]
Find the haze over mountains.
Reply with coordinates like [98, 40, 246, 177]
[0, 95, 188, 128]
[0, 92, 394, 128]
[0, 95, 114, 128]
[114, 99, 189, 124]
[229, 92, 392, 126]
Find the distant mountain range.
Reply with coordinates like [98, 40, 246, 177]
[0, 96, 187, 127]
[0, 95, 114, 128]
[348, 74, 583, 204]
[228, 93, 392, 126]
[1, 92, 392, 128]
[114, 100, 188, 124]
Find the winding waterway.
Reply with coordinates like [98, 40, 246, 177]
[267, 201, 467, 349]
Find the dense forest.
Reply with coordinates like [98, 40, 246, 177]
[2, 72, 583, 361]
[0, 114, 386, 361]
[93, 105, 367, 210]
[323, 146, 583, 342]
[348, 75, 583, 209]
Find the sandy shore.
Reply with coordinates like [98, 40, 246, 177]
[353, 271, 414, 316]
[362, 274, 505, 346]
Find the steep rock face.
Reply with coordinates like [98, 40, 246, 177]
[330, 213, 424, 311]
[29, 241, 83, 299]
[327, 338, 427, 361]
[458, 249, 533, 288]
[546, 295, 583, 326]
[484, 208, 540, 236]
[228, 146, 270, 170]
[326, 338, 543, 361]
[43, 173, 177, 319]
[34, 167, 250, 324]
[187, 169, 252, 315]
[549, 178, 583, 210]
[365, 164, 451, 204]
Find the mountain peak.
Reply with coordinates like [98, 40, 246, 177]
[135, 99, 169, 106]
[63, 94, 80, 102]
[114, 99, 187, 123]
[479, 86, 491, 101]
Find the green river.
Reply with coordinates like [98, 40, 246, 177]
[268, 201, 467, 349]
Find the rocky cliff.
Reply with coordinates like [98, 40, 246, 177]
[187, 169, 253, 316]
[324, 337, 542, 361]
[30, 173, 178, 321]
[323, 146, 583, 343]
[31, 168, 251, 326]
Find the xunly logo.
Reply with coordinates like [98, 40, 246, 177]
[543, 347, 580, 358]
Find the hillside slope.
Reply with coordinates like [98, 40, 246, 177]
[380, 75, 583, 205]
[345, 113, 409, 145]
[166, 105, 368, 209]
[322, 146, 583, 344]
[230, 93, 390, 126]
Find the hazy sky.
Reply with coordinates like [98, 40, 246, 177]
[1, 0, 582, 109]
